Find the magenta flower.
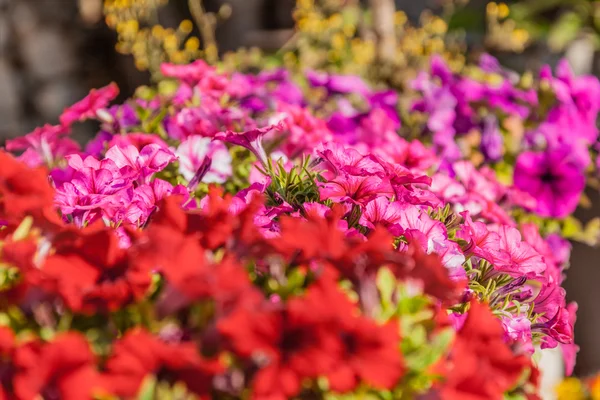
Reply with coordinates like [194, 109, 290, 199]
[160, 60, 212, 85]
[59, 82, 120, 126]
[5, 124, 80, 167]
[455, 211, 501, 262]
[560, 302, 579, 376]
[514, 145, 585, 218]
[213, 122, 284, 166]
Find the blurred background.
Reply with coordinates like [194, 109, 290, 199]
[2, 0, 600, 378]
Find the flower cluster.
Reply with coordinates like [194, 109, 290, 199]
[411, 55, 600, 221]
[1, 58, 582, 398]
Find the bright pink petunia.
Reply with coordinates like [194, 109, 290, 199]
[360, 197, 405, 235]
[319, 173, 392, 205]
[456, 211, 501, 262]
[489, 225, 547, 280]
[5, 124, 80, 168]
[214, 121, 284, 167]
[59, 83, 120, 126]
[105, 143, 177, 184]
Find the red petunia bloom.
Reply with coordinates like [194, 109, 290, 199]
[218, 281, 345, 400]
[326, 317, 403, 393]
[439, 300, 531, 400]
[42, 223, 150, 313]
[0, 327, 15, 399]
[12, 332, 102, 400]
[0, 151, 55, 224]
[102, 328, 222, 399]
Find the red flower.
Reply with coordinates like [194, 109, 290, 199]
[150, 187, 264, 253]
[218, 284, 344, 399]
[12, 332, 102, 400]
[103, 328, 222, 399]
[0, 327, 15, 399]
[404, 245, 467, 306]
[439, 300, 530, 400]
[273, 205, 348, 263]
[0, 151, 55, 224]
[42, 224, 150, 313]
[326, 317, 403, 392]
[289, 269, 405, 393]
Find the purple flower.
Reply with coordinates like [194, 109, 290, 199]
[480, 116, 503, 162]
[514, 145, 585, 218]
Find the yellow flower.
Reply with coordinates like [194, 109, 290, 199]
[555, 378, 586, 400]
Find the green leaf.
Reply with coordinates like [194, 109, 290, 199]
[137, 375, 157, 400]
[547, 12, 584, 51]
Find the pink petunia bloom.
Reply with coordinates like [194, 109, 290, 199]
[53, 155, 132, 226]
[213, 122, 284, 167]
[501, 315, 534, 354]
[318, 173, 392, 206]
[176, 136, 232, 184]
[60, 83, 120, 126]
[275, 103, 334, 157]
[360, 197, 404, 235]
[489, 225, 547, 280]
[105, 144, 177, 184]
[560, 302, 579, 376]
[108, 133, 170, 152]
[456, 211, 501, 262]
[396, 204, 447, 253]
[5, 124, 80, 168]
[160, 60, 213, 85]
[315, 143, 385, 180]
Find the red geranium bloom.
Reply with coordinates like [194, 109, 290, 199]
[103, 328, 222, 399]
[12, 332, 102, 400]
[42, 224, 150, 313]
[440, 300, 530, 400]
[0, 151, 55, 224]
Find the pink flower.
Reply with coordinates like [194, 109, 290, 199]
[105, 144, 177, 184]
[490, 225, 547, 280]
[501, 315, 534, 354]
[176, 136, 232, 184]
[213, 122, 284, 167]
[560, 302, 579, 376]
[161, 60, 212, 85]
[108, 133, 169, 152]
[275, 103, 334, 157]
[360, 198, 404, 235]
[6, 124, 80, 167]
[319, 173, 392, 205]
[397, 204, 447, 253]
[456, 211, 501, 262]
[315, 143, 384, 180]
[60, 83, 120, 126]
